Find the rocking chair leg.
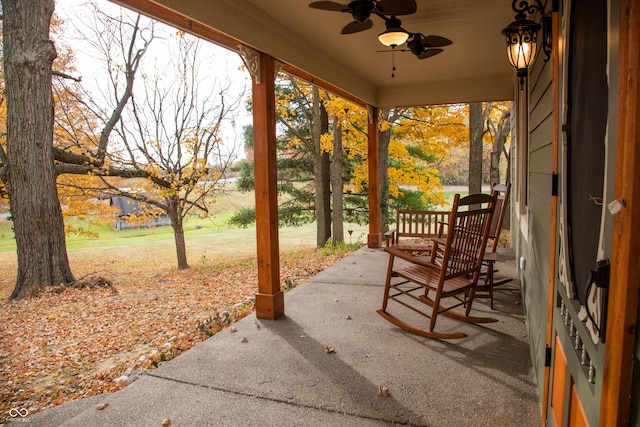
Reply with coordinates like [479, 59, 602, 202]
[381, 254, 396, 312]
[465, 289, 475, 316]
[429, 294, 442, 332]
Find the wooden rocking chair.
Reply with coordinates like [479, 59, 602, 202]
[377, 193, 498, 339]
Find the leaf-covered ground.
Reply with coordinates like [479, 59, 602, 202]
[0, 248, 352, 424]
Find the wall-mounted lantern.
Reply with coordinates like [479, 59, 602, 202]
[502, 0, 552, 88]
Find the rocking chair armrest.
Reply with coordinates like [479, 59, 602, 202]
[384, 228, 397, 247]
[437, 221, 448, 237]
[431, 236, 447, 246]
[384, 245, 437, 268]
[430, 236, 447, 253]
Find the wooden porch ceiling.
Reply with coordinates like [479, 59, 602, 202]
[111, 0, 516, 107]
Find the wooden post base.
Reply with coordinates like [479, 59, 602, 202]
[255, 291, 285, 320]
[367, 232, 382, 248]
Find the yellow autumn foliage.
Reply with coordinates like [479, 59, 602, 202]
[320, 94, 466, 205]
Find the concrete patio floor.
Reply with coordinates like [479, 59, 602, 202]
[23, 246, 540, 426]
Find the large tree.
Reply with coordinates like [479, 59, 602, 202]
[275, 77, 332, 245]
[486, 104, 511, 185]
[330, 120, 344, 242]
[1, 0, 75, 300]
[380, 105, 467, 224]
[485, 102, 511, 228]
[1, 1, 191, 297]
[104, 34, 245, 269]
[467, 102, 511, 194]
[54, 6, 244, 270]
[313, 85, 331, 246]
[237, 83, 469, 240]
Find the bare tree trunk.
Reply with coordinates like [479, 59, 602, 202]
[503, 145, 512, 230]
[378, 127, 391, 232]
[378, 109, 401, 233]
[320, 102, 331, 243]
[312, 87, 331, 247]
[331, 122, 344, 243]
[468, 103, 484, 195]
[488, 109, 512, 230]
[167, 196, 189, 270]
[490, 149, 502, 184]
[4, 0, 75, 299]
[489, 110, 511, 185]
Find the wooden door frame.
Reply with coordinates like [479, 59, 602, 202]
[600, 1, 640, 424]
[541, 7, 561, 424]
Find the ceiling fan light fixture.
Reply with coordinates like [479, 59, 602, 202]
[378, 29, 409, 46]
[378, 17, 408, 47]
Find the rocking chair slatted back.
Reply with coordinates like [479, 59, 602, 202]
[439, 195, 495, 279]
[486, 182, 511, 252]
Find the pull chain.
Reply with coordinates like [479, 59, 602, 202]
[391, 49, 396, 78]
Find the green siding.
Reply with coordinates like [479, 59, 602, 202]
[513, 1, 639, 424]
[521, 53, 554, 407]
[520, 1, 626, 424]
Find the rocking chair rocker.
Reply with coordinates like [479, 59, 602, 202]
[377, 193, 498, 339]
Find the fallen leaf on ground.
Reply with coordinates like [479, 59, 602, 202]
[378, 386, 390, 397]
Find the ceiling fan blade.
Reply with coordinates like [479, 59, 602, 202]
[421, 35, 453, 48]
[377, 0, 417, 16]
[309, 1, 348, 12]
[341, 19, 373, 34]
[418, 48, 444, 59]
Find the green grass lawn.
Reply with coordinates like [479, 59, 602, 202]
[0, 184, 478, 256]
[0, 199, 369, 257]
[0, 185, 482, 255]
[0, 207, 368, 298]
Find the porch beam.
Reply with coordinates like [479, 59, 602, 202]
[252, 52, 284, 320]
[110, 0, 241, 53]
[367, 107, 382, 248]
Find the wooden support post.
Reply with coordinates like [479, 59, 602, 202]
[367, 106, 382, 248]
[252, 51, 284, 320]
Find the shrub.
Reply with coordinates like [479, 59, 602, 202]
[228, 207, 256, 228]
[318, 238, 363, 255]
